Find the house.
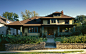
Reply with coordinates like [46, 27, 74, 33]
[5, 10, 75, 37]
[0, 17, 20, 35]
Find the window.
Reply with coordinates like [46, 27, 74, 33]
[57, 20, 59, 23]
[29, 27, 39, 33]
[65, 20, 69, 24]
[51, 19, 56, 23]
[48, 20, 50, 24]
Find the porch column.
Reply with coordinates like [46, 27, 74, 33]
[13, 28, 15, 35]
[16, 29, 18, 35]
[56, 19, 57, 24]
[73, 26, 75, 31]
[20, 26, 22, 36]
[54, 27, 55, 38]
[58, 26, 60, 36]
[8, 27, 11, 35]
[42, 26, 44, 37]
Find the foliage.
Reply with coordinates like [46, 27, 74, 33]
[2, 12, 19, 21]
[71, 31, 81, 36]
[21, 10, 38, 20]
[61, 35, 86, 43]
[43, 34, 46, 38]
[75, 15, 86, 23]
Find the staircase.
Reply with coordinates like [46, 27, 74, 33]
[45, 35, 56, 48]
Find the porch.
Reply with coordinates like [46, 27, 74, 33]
[42, 26, 75, 38]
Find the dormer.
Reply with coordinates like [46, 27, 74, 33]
[53, 10, 63, 17]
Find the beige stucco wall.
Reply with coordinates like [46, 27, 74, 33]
[43, 20, 47, 24]
[69, 20, 72, 24]
[59, 20, 65, 24]
[23, 28, 40, 36]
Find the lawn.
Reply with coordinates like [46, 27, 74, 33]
[0, 50, 83, 54]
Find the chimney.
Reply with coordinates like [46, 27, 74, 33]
[61, 10, 63, 15]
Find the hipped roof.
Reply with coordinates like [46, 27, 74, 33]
[5, 11, 75, 26]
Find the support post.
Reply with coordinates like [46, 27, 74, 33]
[58, 26, 60, 36]
[16, 29, 18, 35]
[20, 26, 22, 36]
[8, 27, 11, 35]
[42, 26, 44, 37]
[73, 26, 75, 32]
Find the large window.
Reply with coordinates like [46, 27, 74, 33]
[65, 20, 69, 24]
[51, 19, 56, 23]
[29, 27, 39, 33]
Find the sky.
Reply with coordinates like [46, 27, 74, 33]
[0, 0, 86, 21]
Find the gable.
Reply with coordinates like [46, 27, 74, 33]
[25, 18, 42, 24]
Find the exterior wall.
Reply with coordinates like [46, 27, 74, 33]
[43, 19, 73, 25]
[23, 27, 40, 36]
[43, 20, 47, 24]
[59, 20, 65, 24]
[69, 20, 72, 24]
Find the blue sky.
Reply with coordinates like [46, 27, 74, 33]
[0, 0, 86, 21]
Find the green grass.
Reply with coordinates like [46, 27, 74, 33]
[54, 37, 62, 41]
[0, 50, 83, 54]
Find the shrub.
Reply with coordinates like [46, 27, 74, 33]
[8, 36, 43, 44]
[71, 31, 81, 36]
[43, 34, 46, 38]
[61, 35, 86, 43]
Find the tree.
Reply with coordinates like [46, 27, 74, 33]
[75, 15, 86, 23]
[21, 10, 38, 20]
[2, 12, 19, 21]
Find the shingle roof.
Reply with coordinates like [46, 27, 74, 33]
[5, 11, 75, 26]
[41, 14, 74, 19]
[5, 21, 22, 25]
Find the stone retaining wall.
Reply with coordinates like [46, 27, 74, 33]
[5, 42, 86, 51]
[5, 42, 45, 51]
[56, 41, 86, 49]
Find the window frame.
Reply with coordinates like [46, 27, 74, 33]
[51, 19, 56, 23]
[29, 27, 38, 33]
[65, 20, 69, 24]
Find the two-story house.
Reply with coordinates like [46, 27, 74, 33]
[5, 10, 75, 37]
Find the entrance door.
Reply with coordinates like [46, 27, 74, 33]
[48, 27, 54, 35]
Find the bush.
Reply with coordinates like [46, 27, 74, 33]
[71, 31, 81, 36]
[43, 34, 46, 38]
[61, 35, 86, 43]
[8, 36, 43, 44]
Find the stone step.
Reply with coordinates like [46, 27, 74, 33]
[45, 42, 56, 46]
[45, 46, 56, 48]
